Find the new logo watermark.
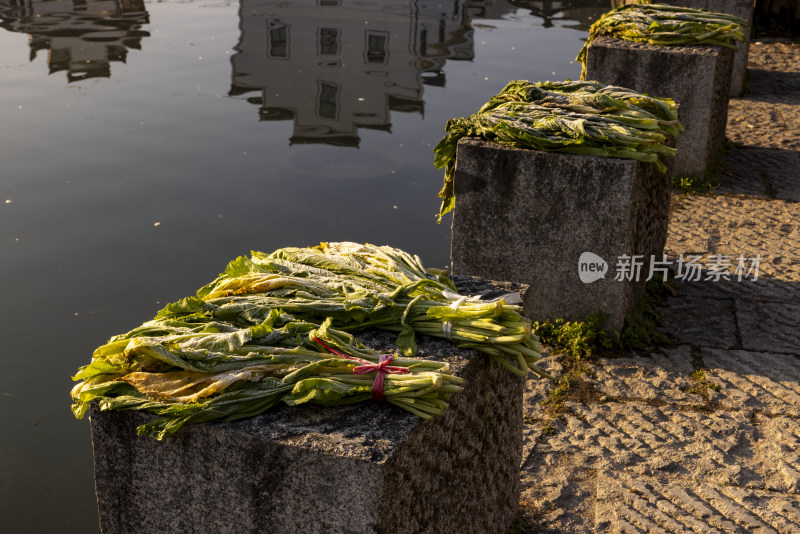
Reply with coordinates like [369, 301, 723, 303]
[578, 253, 761, 283]
[578, 252, 608, 283]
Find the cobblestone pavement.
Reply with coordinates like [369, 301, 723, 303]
[518, 41, 800, 533]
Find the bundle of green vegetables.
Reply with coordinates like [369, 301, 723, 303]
[434, 79, 683, 220]
[195, 242, 546, 376]
[71, 242, 546, 440]
[577, 3, 748, 79]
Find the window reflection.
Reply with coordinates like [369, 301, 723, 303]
[318, 27, 339, 56]
[267, 19, 289, 58]
[317, 81, 339, 120]
[365, 31, 388, 64]
[229, 0, 477, 147]
[509, 0, 610, 30]
[228, 0, 609, 147]
[0, 0, 149, 82]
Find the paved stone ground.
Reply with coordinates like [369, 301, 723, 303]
[518, 40, 800, 533]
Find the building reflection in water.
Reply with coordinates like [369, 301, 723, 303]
[229, 0, 477, 147]
[0, 0, 149, 82]
[509, 0, 608, 30]
[229, 0, 609, 147]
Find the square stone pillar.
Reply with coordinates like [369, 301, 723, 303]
[609, 0, 754, 96]
[585, 36, 734, 178]
[89, 280, 526, 534]
[450, 139, 671, 331]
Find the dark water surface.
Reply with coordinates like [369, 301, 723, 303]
[0, 0, 608, 531]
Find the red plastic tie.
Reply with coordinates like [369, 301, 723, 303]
[313, 337, 409, 401]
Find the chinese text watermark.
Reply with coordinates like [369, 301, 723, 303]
[579, 253, 761, 283]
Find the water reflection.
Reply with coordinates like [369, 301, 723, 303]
[509, 0, 609, 29]
[228, 0, 609, 147]
[0, 0, 149, 82]
[229, 0, 477, 147]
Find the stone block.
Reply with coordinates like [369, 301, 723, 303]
[585, 36, 734, 178]
[657, 293, 739, 348]
[757, 415, 800, 494]
[735, 299, 800, 355]
[89, 280, 526, 534]
[670, 0, 753, 96]
[703, 347, 800, 417]
[450, 138, 671, 330]
[612, 0, 755, 96]
[595, 472, 800, 532]
[519, 466, 596, 533]
[726, 95, 800, 150]
[588, 346, 700, 404]
[529, 401, 761, 487]
[717, 147, 800, 201]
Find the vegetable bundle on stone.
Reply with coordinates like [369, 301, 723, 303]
[434, 79, 683, 220]
[71, 242, 546, 440]
[576, 3, 748, 79]
[195, 242, 546, 377]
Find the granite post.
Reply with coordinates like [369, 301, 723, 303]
[89, 278, 526, 534]
[450, 139, 672, 331]
[610, 0, 755, 96]
[585, 36, 734, 178]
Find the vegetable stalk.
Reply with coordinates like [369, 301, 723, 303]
[576, 3, 748, 79]
[434, 80, 683, 220]
[71, 242, 547, 440]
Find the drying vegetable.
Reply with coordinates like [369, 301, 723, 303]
[72, 314, 464, 440]
[71, 242, 547, 440]
[195, 242, 547, 378]
[577, 3, 748, 79]
[434, 80, 683, 220]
